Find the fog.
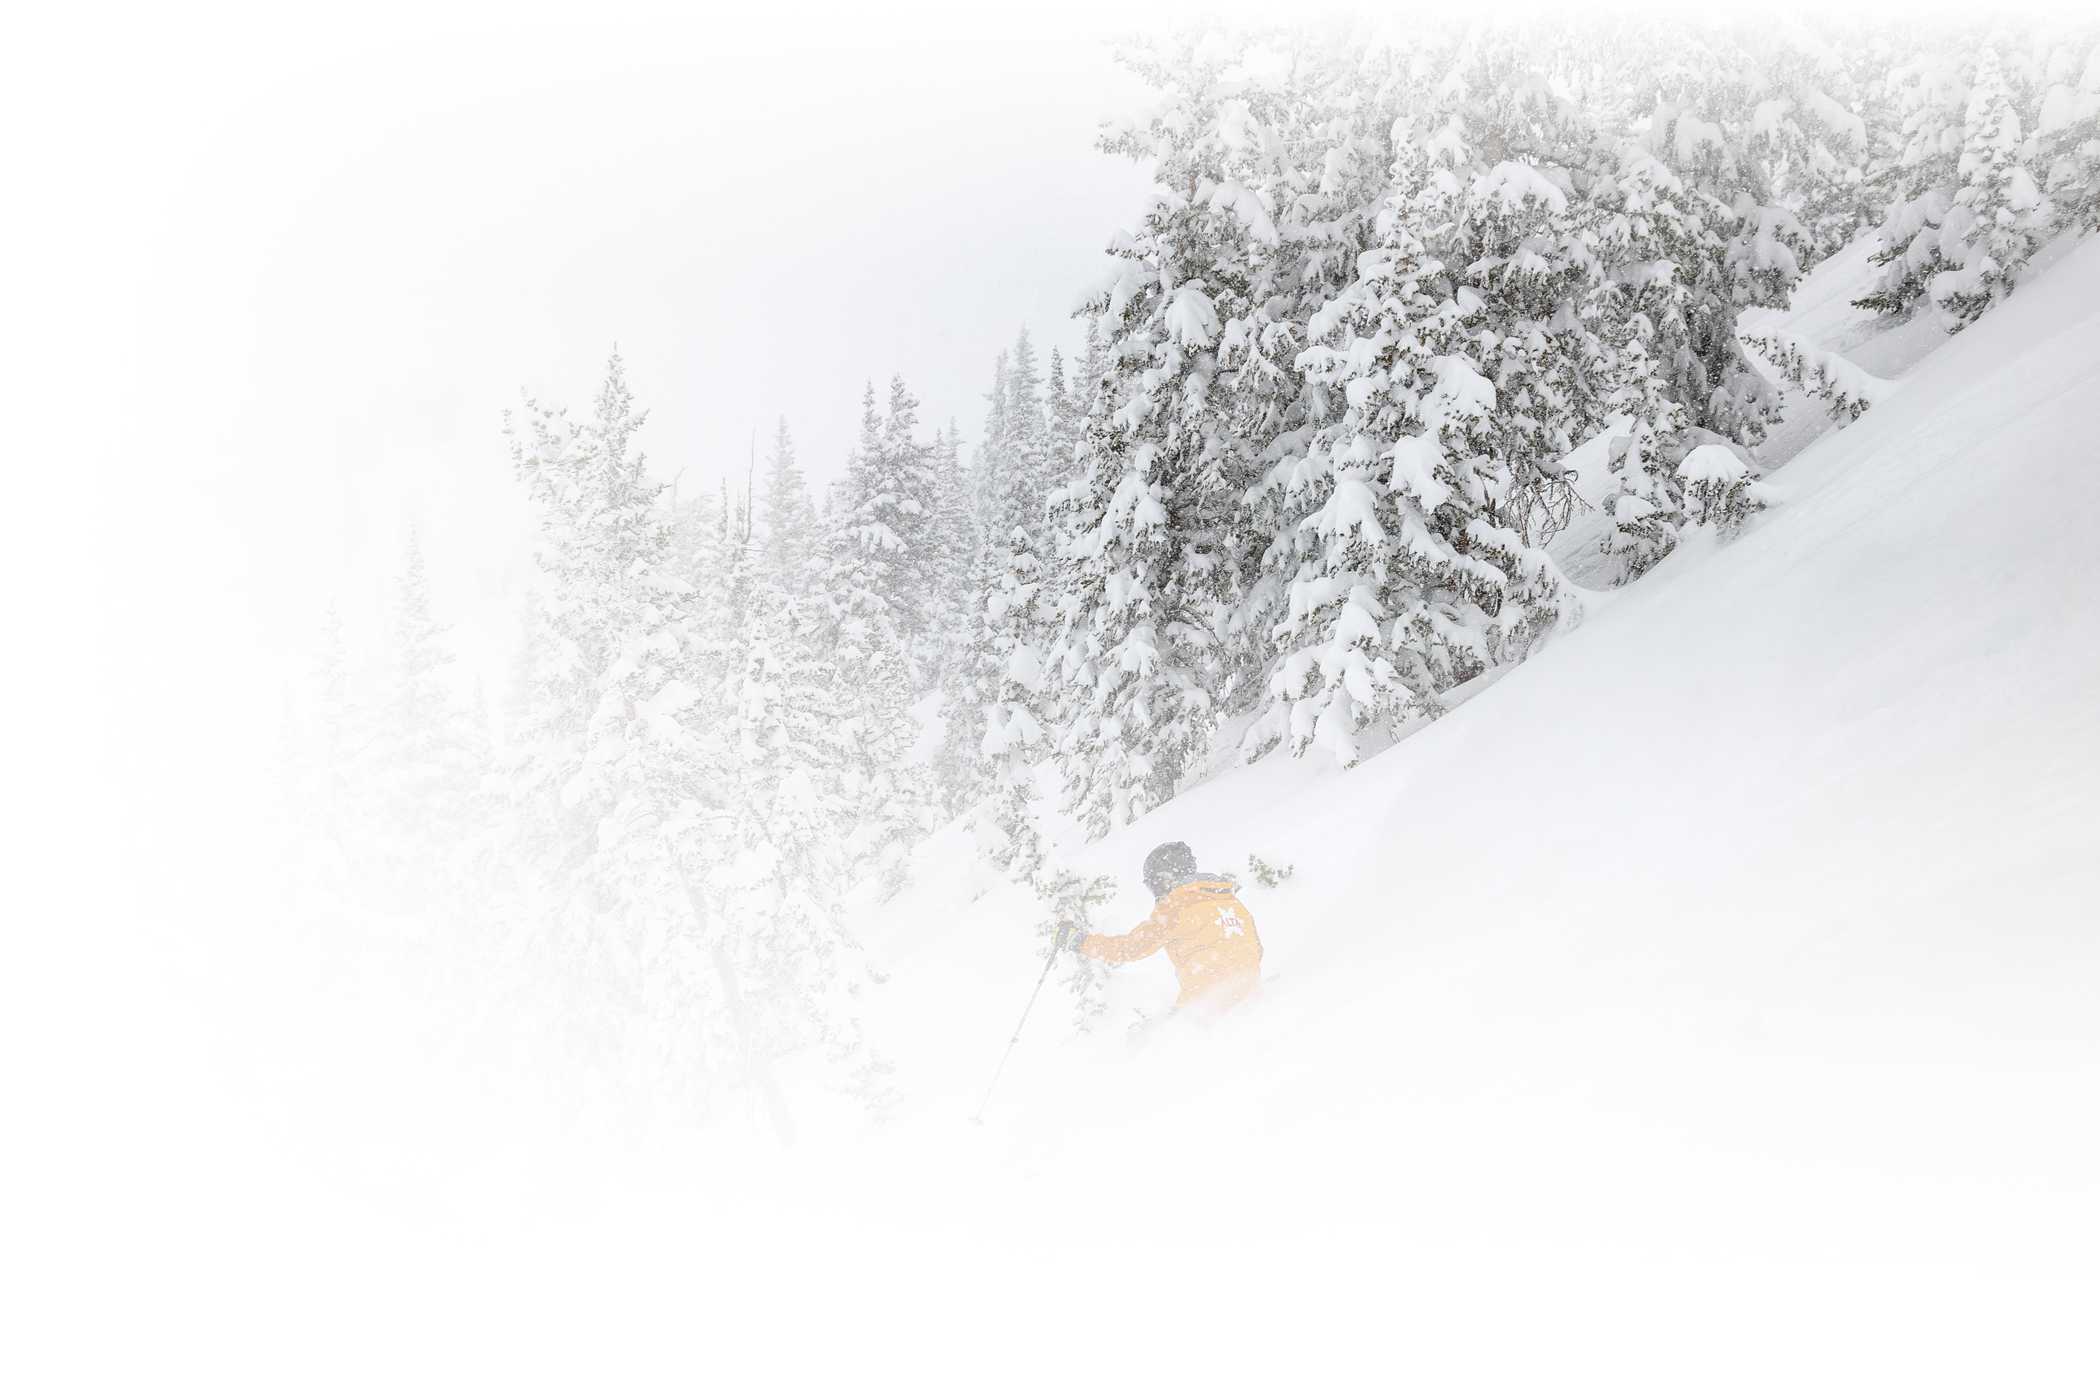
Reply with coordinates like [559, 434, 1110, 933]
[13, 1, 2100, 1395]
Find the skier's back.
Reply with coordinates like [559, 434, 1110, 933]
[1069, 842, 1263, 1010]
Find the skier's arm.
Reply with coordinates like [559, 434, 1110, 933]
[1077, 914, 1170, 965]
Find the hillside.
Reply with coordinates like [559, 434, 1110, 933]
[23, 15, 2100, 1400]
[51, 235, 2097, 1400]
[817, 234, 2100, 1394]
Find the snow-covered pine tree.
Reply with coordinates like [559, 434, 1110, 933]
[1246, 154, 1565, 765]
[1675, 442, 1767, 537]
[1588, 145, 1701, 578]
[2035, 37, 2100, 236]
[927, 421, 994, 815]
[1069, 321, 1108, 451]
[969, 350, 1011, 555]
[827, 376, 946, 687]
[1855, 45, 1973, 318]
[665, 478, 741, 739]
[1932, 45, 2053, 327]
[669, 479, 724, 593]
[710, 570, 897, 1114]
[1726, 18, 1877, 267]
[936, 329, 1064, 828]
[1402, 54, 1607, 549]
[503, 351, 724, 1089]
[1000, 329, 1052, 523]
[757, 417, 818, 588]
[958, 335, 1050, 626]
[1215, 34, 1402, 726]
[880, 375, 947, 663]
[1045, 346, 1078, 483]
[932, 353, 1016, 817]
[367, 528, 491, 904]
[1047, 397, 1200, 837]
[812, 406, 927, 893]
[1032, 864, 1119, 1027]
[970, 345, 1090, 872]
[1050, 33, 1304, 835]
[1627, 40, 1806, 448]
[976, 427, 1059, 877]
[929, 418, 978, 667]
[977, 607, 1051, 875]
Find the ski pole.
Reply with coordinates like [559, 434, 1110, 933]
[971, 936, 1066, 1124]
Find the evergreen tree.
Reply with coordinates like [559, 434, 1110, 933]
[1625, 46, 1803, 446]
[969, 351, 1011, 550]
[936, 330, 1061, 823]
[1051, 34, 1304, 834]
[369, 528, 491, 901]
[710, 559, 897, 1111]
[929, 419, 976, 670]
[1248, 172, 1566, 764]
[504, 350, 723, 1087]
[1045, 346, 1080, 488]
[2035, 35, 2100, 235]
[1589, 146, 1701, 577]
[1856, 47, 1982, 318]
[757, 417, 818, 587]
[829, 376, 946, 683]
[1932, 47, 2052, 326]
[812, 388, 928, 884]
[1000, 328, 1052, 530]
[975, 342, 1061, 870]
[978, 558, 1053, 877]
[928, 417, 990, 814]
[811, 532, 924, 899]
[879, 374, 945, 643]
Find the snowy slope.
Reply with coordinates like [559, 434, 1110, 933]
[34, 242, 2099, 1400]
[825, 236, 2100, 1394]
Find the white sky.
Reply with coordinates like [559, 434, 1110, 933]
[26, 2, 1166, 683]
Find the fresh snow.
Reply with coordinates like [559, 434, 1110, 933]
[40, 25, 2100, 1400]
[59, 235, 2100, 1394]
[817, 234, 2100, 1395]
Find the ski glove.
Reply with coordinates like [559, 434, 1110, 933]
[1057, 922, 1086, 955]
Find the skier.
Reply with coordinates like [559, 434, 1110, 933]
[1061, 841, 1263, 1010]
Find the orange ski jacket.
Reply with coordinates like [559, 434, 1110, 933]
[1078, 877, 1262, 1008]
